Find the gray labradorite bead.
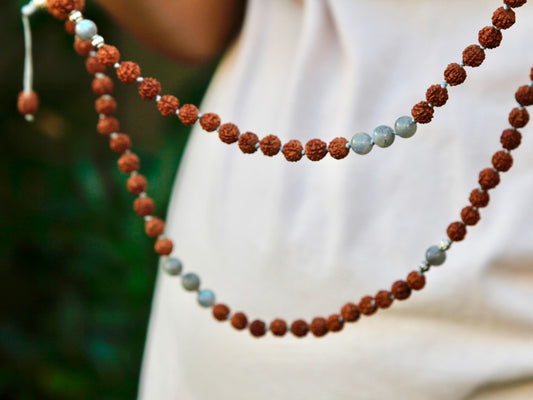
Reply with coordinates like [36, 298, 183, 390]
[372, 125, 395, 148]
[425, 245, 446, 266]
[198, 289, 216, 308]
[394, 116, 417, 138]
[163, 257, 183, 276]
[350, 132, 373, 155]
[75, 19, 98, 41]
[182, 273, 200, 291]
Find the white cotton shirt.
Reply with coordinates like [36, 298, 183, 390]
[138, 1, 533, 399]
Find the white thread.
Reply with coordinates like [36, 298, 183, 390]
[21, 6, 34, 95]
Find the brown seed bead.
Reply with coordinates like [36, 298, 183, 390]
[492, 150, 513, 172]
[97, 45, 120, 67]
[109, 133, 131, 153]
[46, 0, 75, 19]
[238, 132, 259, 154]
[500, 129, 522, 150]
[531, 67, 533, 81]
[157, 95, 180, 117]
[117, 61, 141, 85]
[358, 296, 377, 316]
[249, 320, 267, 338]
[411, 101, 434, 124]
[17, 91, 39, 116]
[212, 304, 230, 321]
[74, 0, 85, 11]
[178, 104, 199, 126]
[86, 56, 106, 75]
[444, 63, 467, 86]
[199, 113, 221, 132]
[145, 217, 165, 238]
[461, 206, 480, 226]
[469, 189, 490, 208]
[492, 7, 516, 30]
[326, 315, 344, 332]
[341, 302, 360, 322]
[391, 280, 411, 301]
[218, 123, 240, 144]
[505, 0, 527, 7]
[426, 84, 448, 107]
[328, 137, 350, 160]
[138, 78, 161, 100]
[447, 221, 467, 242]
[126, 174, 147, 195]
[230, 312, 248, 330]
[117, 153, 140, 174]
[305, 139, 328, 161]
[92, 75, 114, 96]
[462, 45, 485, 67]
[155, 238, 173, 256]
[260, 135, 282, 156]
[290, 320, 309, 338]
[515, 86, 533, 107]
[65, 19, 76, 35]
[74, 38, 93, 57]
[133, 197, 155, 217]
[479, 168, 500, 190]
[310, 317, 328, 337]
[406, 271, 426, 291]
[270, 319, 288, 336]
[282, 140, 304, 162]
[478, 26, 503, 49]
[95, 95, 117, 115]
[375, 290, 393, 309]
[97, 116, 120, 135]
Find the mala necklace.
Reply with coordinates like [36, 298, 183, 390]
[18, 0, 533, 338]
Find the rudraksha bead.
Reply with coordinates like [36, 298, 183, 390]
[504, 0, 527, 7]
[462, 45, 485, 67]
[95, 95, 117, 115]
[305, 139, 328, 161]
[238, 132, 259, 154]
[391, 280, 411, 300]
[199, 113, 221, 132]
[218, 123, 240, 144]
[509, 107, 530, 128]
[117, 61, 141, 85]
[469, 189, 490, 208]
[461, 206, 481, 226]
[426, 84, 448, 107]
[492, 150, 513, 172]
[326, 314, 343, 332]
[478, 26, 503, 49]
[17, 91, 39, 116]
[117, 153, 140, 173]
[310, 317, 328, 337]
[447, 221, 467, 242]
[341, 302, 360, 322]
[406, 271, 426, 290]
[375, 290, 393, 309]
[97, 45, 120, 67]
[530, 66, 533, 81]
[86, 56, 106, 75]
[500, 129, 522, 150]
[270, 319, 287, 336]
[515, 86, 533, 107]
[46, 0, 75, 19]
[178, 104, 199, 126]
[145, 217, 165, 238]
[479, 168, 500, 190]
[138, 78, 161, 100]
[127, 174, 147, 195]
[290, 320, 309, 337]
[155, 238, 173, 256]
[97, 116, 119, 135]
[358, 296, 377, 316]
[282, 140, 304, 162]
[260, 135, 282, 156]
[74, 38, 92, 56]
[231, 312, 248, 330]
[92, 75, 114, 96]
[133, 197, 155, 217]
[74, 0, 85, 12]
[411, 101, 434, 124]
[212, 304, 230, 321]
[444, 63, 467, 86]
[492, 6, 516, 29]
[249, 320, 267, 337]
[109, 133, 131, 153]
[65, 20, 76, 35]
[328, 137, 350, 159]
[157, 95, 180, 117]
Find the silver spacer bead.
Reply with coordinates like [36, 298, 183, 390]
[459, 61, 465, 67]
[89, 51, 97, 57]
[418, 260, 431, 273]
[441, 81, 448, 88]
[254, 142, 260, 150]
[155, 95, 162, 102]
[69, 10, 83, 23]
[503, 4, 510, 10]
[136, 77, 144, 83]
[114, 63, 120, 69]
[91, 35, 105, 49]
[144, 215, 153, 222]
[438, 238, 452, 251]
[529, 82, 533, 88]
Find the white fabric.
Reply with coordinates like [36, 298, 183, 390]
[138, 1, 533, 399]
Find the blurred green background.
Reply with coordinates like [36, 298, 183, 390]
[1, 1, 217, 398]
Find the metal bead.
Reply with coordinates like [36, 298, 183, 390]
[394, 116, 417, 138]
[197, 289, 215, 307]
[372, 125, 395, 148]
[425, 245, 446, 266]
[182, 273, 200, 291]
[163, 257, 183, 276]
[69, 11, 83, 23]
[418, 261, 430, 273]
[91, 35, 105, 49]
[75, 19, 97, 41]
[438, 238, 452, 251]
[350, 132, 373, 155]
